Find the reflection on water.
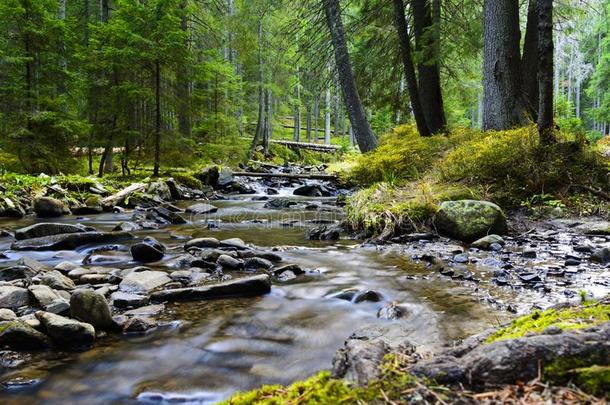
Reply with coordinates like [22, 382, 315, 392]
[0, 193, 510, 405]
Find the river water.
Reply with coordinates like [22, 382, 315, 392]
[0, 187, 512, 404]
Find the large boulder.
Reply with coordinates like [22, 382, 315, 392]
[15, 222, 89, 240]
[28, 285, 68, 310]
[40, 270, 76, 290]
[0, 197, 26, 218]
[0, 321, 51, 350]
[11, 231, 132, 251]
[217, 167, 234, 187]
[72, 195, 104, 215]
[293, 184, 332, 197]
[434, 200, 508, 243]
[0, 286, 30, 309]
[197, 166, 220, 188]
[70, 290, 114, 330]
[35, 311, 95, 349]
[119, 270, 171, 294]
[130, 237, 166, 263]
[184, 237, 220, 250]
[147, 181, 172, 201]
[34, 197, 70, 218]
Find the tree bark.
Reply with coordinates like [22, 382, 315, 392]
[412, 0, 446, 134]
[521, 0, 539, 120]
[306, 104, 312, 142]
[323, 0, 378, 152]
[482, 0, 529, 130]
[313, 94, 320, 143]
[249, 19, 265, 160]
[537, 0, 554, 142]
[177, 0, 191, 137]
[153, 59, 162, 177]
[325, 85, 331, 145]
[392, 0, 430, 136]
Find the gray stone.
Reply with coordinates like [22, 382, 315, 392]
[70, 290, 114, 330]
[0, 308, 17, 321]
[0, 286, 30, 309]
[119, 270, 170, 294]
[184, 237, 220, 250]
[130, 237, 165, 263]
[123, 316, 156, 333]
[244, 257, 273, 270]
[434, 200, 508, 243]
[147, 181, 172, 201]
[15, 223, 89, 240]
[111, 292, 149, 309]
[590, 247, 610, 264]
[11, 232, 133, 251]
[54, 261, 79, 274]
[217, 254, 244, 270]
[471, 234, 505, 250]
[34, 197, 70, 218]
[0, 266, 37, 282]
[40, 270, 76, 290]
[219, 238, 248, 250]
[150, 274, 271, 302]
[185, 203, 218, 215]
[124, 304, 165, 317]
[28, 284, 64, 307]
[35, 311, 95, 349]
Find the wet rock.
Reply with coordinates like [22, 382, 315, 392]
[244, 257, 273, 270]
[0, 308, 17, 321]
[113, 222, 142, 232]
[521, 249, 537, 259]
[0, 197, 25, 218]
[453, 253, 469, 263]
[123, 316, 156, 333]
[518, 272, 542, 283]
[220, 238, 248, 250]
[434, 200, 507, 243]
[124, 304, 164, 317]
[130, 237, 165, 263]
[110, 292, 149, 309]
[377, 302, 404, 320]
[35, 311, 95, 349]
[353, 290, 383, 303]
[0, 286, 30, 309]
[0, 266, 37, 282]
[33, 197, 70, 218]
[293, 184, 332, 197]
[70, 290, 114, 330]
[471, 234, 505, 250]
[152, 207, 186, 225]
[307, 225, 341, 241]
[119, 270, 171, 294]
[332, 324, 416, 385]
[11, 232, 133, 251]
[40, 270, 76, 290]
[185, 203, 218, 215]
[266, 188, 279, 195]
[169, 270, 207, 284]
[217, 168, 234, 187]
[184, 237, 220, 250]
[54, 261, 79, 274]
[411, 322, 610, 387]
[0, 321, 51, 350]
[590, 247, 610, 264]
[564, 258, 581, 266]
[197, 166, 220, 188]
[272, 264, 304, 277]
[15, 223, 90, 240]
[216, 254, 244, 270]
[72, 195, 104, 215]
[44, 300, 70, 314]
[264, 199, 298, 209]
[150, 274, 271, 302]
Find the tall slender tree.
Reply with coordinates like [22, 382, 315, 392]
[537, 0, 554, 141]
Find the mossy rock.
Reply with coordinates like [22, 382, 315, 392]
[0, 321, 51, 350]
[434, 200, 507, 242]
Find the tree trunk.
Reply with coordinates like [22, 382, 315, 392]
[412, 0, 446, 134]
[325, 86, 331, 145]
[177, 0, 191, 137]
[323, 0, 378, 152]
[482, 0, 529, 130]
[249, 19, 265, 160]
[537, 0, 554, 142]
[294, 69, 301, 142]
[263, 89, 272, 155]
[313, 94, 320, 143]
[392, 0, 430, 136]
[306, 104, 312, 142]
[153, 59, 162, 177]
[521, 0, 539, 120]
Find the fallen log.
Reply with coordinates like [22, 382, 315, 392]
[270, 140, 340, 152]
[232, 172, 337, 181]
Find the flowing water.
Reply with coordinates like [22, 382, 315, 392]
[0, 186, 514, 405]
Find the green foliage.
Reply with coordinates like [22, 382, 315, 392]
[170, 172, 202, 190]
[486, 301, 610, 343]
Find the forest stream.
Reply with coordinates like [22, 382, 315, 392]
[0, 177, 520, 405]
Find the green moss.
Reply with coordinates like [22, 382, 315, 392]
[171, 173, 203, 190]
[545, 360, 610, 396]
[486, 301, 610, 343]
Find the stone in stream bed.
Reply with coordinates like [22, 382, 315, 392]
[119, 270, 171, 294]
[219, 238, 248, 250]
[433, 200, 508, 243]
[293, 184, 332, 197]
[185, 203, 218, 215]
[150, 274, 271, 302]
[123, 316, 157, 334]
[271, 264, 304, 277]
[11, 232, 133, 251]
[307, 225, 341, 241]
[590, 247, 610, 264]
[0, 286, 30, 309]
[0, 265, 38, 282]
[130, 237, 166, 263]
[151, 207, 186, 225]
[244, 257, 273, 270]
[35, 311, 95, 349]
[111, 292, 149, 309]
[0, 308, 17, 321]
[184, 237, 220, 250]
[0, 321, 51, 350]
[14, 223, 91, 240]
[33, 197, 70, 218]
[216, 254, 244, 270]
[70, 290, 114, 330]
[72, 195, 104, 215]
[470, 234, 505, 250]
[28, 285, 67, 308]
[40, 270, 76, 291]
[264, 199, 298, 209]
